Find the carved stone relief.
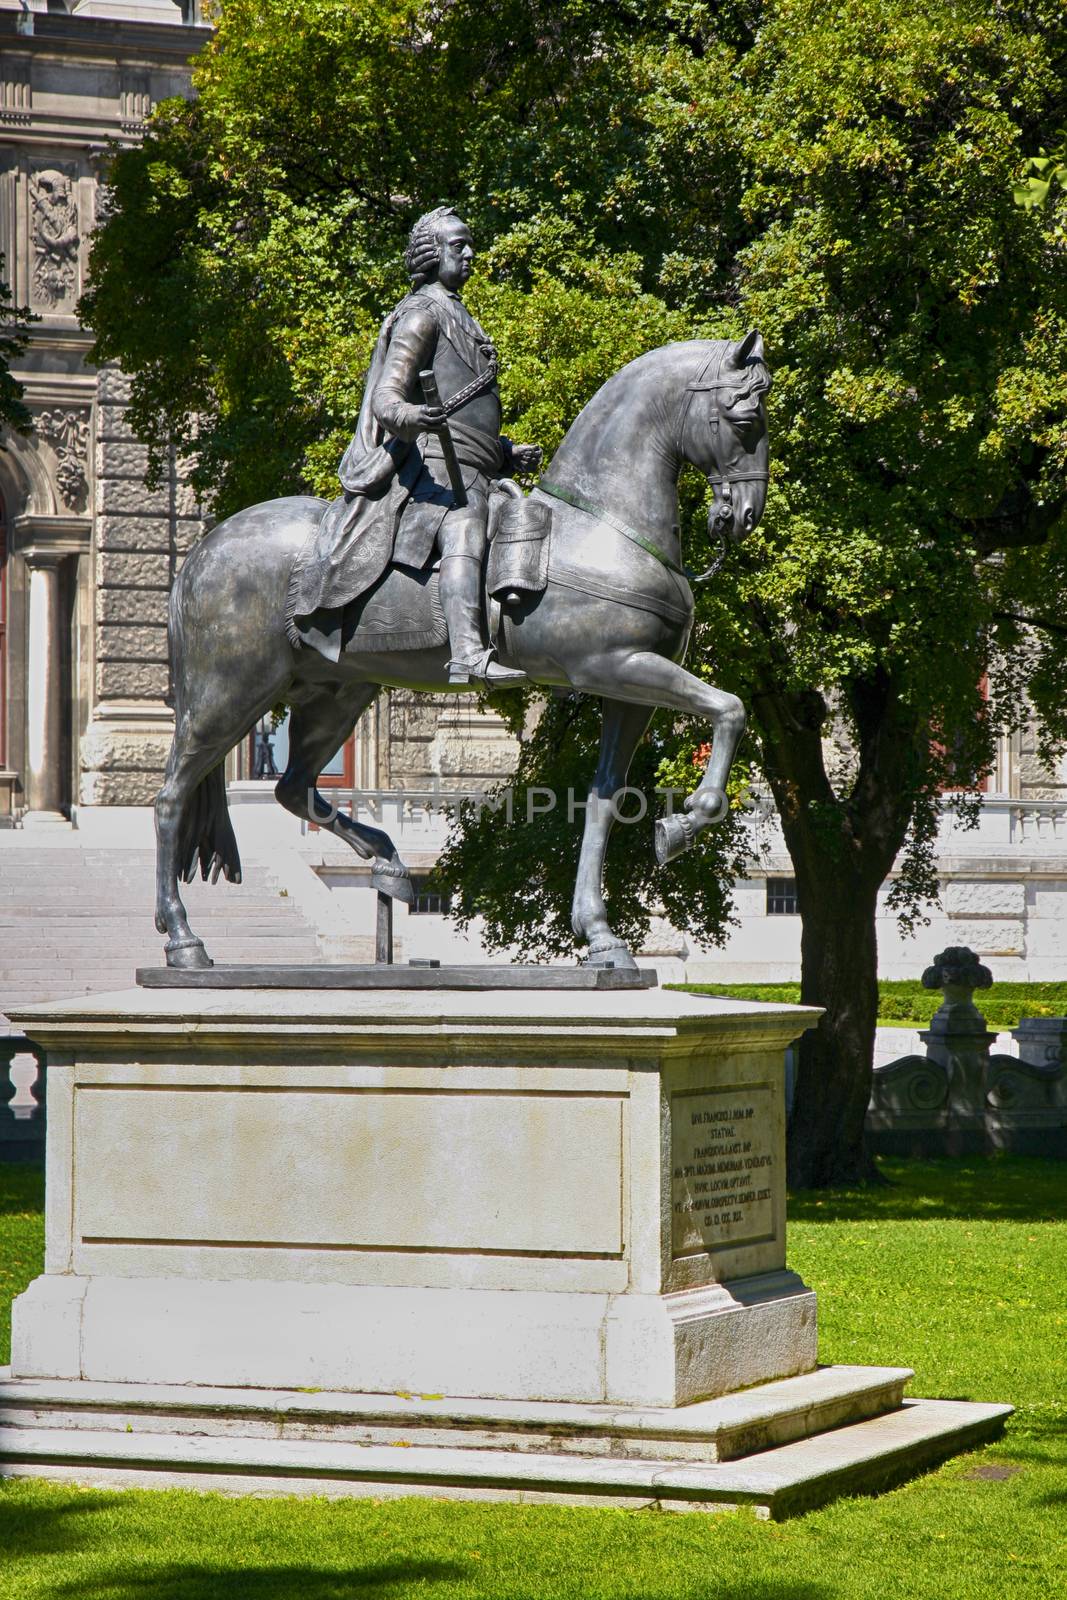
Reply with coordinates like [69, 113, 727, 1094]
[93, 182, 116, 229]
[36, 409, 90, 512]
[29, 168, 80, 309]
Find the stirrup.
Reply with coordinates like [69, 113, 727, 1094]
[448, 648, 527, 687]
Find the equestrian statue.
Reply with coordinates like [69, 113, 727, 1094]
[155, 205, 771, 971]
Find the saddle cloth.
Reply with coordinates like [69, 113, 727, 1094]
[338, 563, 448, 655]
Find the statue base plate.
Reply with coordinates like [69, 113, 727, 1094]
[136, 964, 658, 991]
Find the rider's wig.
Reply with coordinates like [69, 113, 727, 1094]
[405, 205, 463, 288]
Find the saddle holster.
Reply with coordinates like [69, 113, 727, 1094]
[486, 482, 553, 609]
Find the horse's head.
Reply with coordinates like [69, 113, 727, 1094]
[681, 332, 771, 551]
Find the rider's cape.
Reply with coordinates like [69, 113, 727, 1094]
[284, 301, 434, 662]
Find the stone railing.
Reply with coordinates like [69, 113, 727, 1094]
[866, 947, 1066, 1157]
[1007, 798, 1067, 844]
[0, 1035, 46, 1162]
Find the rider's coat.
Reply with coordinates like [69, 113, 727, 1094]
[285, 280, 514, 661]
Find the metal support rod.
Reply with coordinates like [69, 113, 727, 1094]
[375, 891, 394, 965]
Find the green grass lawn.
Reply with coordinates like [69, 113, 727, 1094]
[2, 1157, 1065, 1599]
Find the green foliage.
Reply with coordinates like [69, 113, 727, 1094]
[83, 0, 1067, 724]
[2, 1157, 1065, 1597]
[1013, 134, 1067, 212]
[0, 1163, 44, 1369]
[80, 1, 1067, 1166]
[678, 979, 1067, 1028]
[0, 253, 34, 435]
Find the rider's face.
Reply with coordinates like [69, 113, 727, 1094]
[435, 221, 474, 291]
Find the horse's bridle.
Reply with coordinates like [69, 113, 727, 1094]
[539, 342, 769, 588]
[681, 343, 770, 581]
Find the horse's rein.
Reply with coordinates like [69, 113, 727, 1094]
[682, 344, 770, 583]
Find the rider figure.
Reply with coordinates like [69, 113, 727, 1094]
[288, 207, 540, 685]
[376, 207, 538, 686]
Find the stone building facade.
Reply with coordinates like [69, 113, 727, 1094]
[0, 1, 521, 826]
[0, 1, 213, 820]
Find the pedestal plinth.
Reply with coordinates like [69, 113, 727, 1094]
[9, 986, 819, 1406]
[1, 983, 1013, 1513]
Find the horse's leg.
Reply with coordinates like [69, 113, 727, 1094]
[154, 735, 234, 967]
[156, 612, 293, 967]
[571, 699, 653, 969]
[571, 649, 746, 863]
[275, 683, 413, 903]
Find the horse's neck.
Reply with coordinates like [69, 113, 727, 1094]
[543, 358, 682, 536]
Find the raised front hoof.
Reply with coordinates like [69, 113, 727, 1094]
[372, 862, 414, 905]
[164, 937, 213, 970]
[655, 812, 696, 865]
[583, 936, 638, 972]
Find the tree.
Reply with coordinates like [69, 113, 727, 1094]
[82, 0, 1067, 1185]
[0, 253, 34, 434]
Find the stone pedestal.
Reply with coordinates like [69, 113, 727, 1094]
[9, 986, 819, 1406]
[1, 983, 1011, 1513]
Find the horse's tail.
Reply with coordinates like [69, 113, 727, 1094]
[166, 560, 243, 888]
[177, 764, 242, 886]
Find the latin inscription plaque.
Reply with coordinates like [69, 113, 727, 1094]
[671, 1082, 775, 1256]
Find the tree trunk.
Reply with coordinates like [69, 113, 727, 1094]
[752, 678, 911, 1189]
[787, 869, 882, 1188]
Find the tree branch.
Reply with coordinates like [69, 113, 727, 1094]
[995, 609, 1067, 640]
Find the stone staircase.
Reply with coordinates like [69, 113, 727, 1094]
[0, 840, 324, 1017]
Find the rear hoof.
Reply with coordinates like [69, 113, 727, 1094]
[165, 937, 213, 970]
[655, 811, 696, 865]
[583, 936, 638, 971]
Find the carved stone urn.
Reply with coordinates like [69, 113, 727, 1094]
[921, 946, 994, 1035]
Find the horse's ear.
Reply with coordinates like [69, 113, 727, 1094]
[731, 329, 764, 368]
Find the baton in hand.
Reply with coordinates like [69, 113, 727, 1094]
[419, 368, 467, 509]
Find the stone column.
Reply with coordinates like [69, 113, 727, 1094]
[24, 550, 65, 819]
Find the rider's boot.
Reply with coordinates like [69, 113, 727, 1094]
[440, 553, 527, 687]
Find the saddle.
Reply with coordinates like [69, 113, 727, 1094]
[337, 483, 553, 657]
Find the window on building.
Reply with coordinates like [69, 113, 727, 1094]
[246, 709, 356, 786]
[409, 874, 453, 916]
[766, 877, 799, 915]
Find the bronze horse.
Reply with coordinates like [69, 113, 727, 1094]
[156, 333, 770, 969]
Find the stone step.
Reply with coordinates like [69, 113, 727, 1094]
[0, 892, 303, 906]
[0, 1391, 1012, 1518]
[0, 1366, 913, 1466]
[1, 842, 326, 1012]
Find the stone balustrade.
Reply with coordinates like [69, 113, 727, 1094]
[0, 1034, 46, 1162]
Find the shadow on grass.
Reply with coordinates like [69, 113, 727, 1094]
[51, 1562, 470, 1599]
[788, 1157, 1067, 1223]
[0, 1488, 128, 1556]
[0, 1162, 45, 1218]
[50, 1569, 833, 1600]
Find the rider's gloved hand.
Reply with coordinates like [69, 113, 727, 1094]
[510, 443, 543, 474]
[414, 404, 448, 433]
